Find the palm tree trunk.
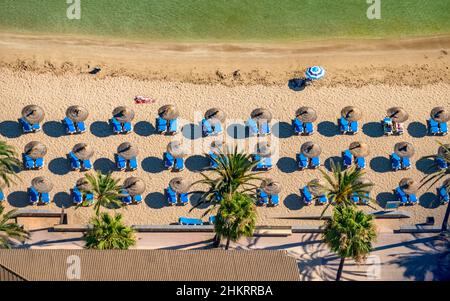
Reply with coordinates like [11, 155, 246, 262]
[336, 257, 345, 281]
[441, 201, 450, 233]
[225, 237, 231, 250]
[212, 234, 221, 248]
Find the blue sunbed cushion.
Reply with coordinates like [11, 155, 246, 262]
[28, 187, 39, 204]
[339, 117, 349, 132]
[438, 186, 449, 203]
[167, 187, 177, 205]
[110, 117, 122, 133]
[212, 122, 222, 134]
[34, 157, 44, 169]
[436, 157, 448, 170]
[76, 121, 86, 133]
[180, 193, 189, 205]
[342, 150, 353, 167]
[391, 153, 401, 170]
[133, 194, 143, 203]
[402, 157, 411, 169]
[350, 121, 358, 133]
[123, 122, 132, 133]
[409, 194, 417, 204]
[202, 119, 213, 136]
[63, 117, 76, 134]
[40, 192, 50, 205]
[292, 118, 303, 134]
[318, 195, 328, 204]
[156, 117, 167, 133]
[260, 122, 270, 135]
[356, 157, 366, 169]
[168, 119, 177, 133]
[116, 155, 126, 170]
[23, 154, 35, 169]
[304, 122, 313, 135]
[352, 192, 360, 204]
[271, 194, 279, 206]
[129, 157, 138, 170]
[297, 153, 308, 169]
[82, 159, 92, 171]
[428, 119, 439, 135]
[175, 157, 184, 171]
[259, 189, 269, 205]
[247, 118, 258, 135]
[302, 186, 313, 204]
[68, 152, 81, 170]
[179, 217, 203, 226]
[0, 191, 4, 202]
[208, 215, 216, 225]
[72, 188, 83, 204]
[311, 156, 320, 168]
[440, 122, 448, 134]
[163, 152, 175, 168]
[19, 118, 33, 133]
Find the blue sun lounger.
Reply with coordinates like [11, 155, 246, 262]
[115, 154, 126, 170]
[440, 122, 448, 135]
[201, 118, 213, 136]
[174, 157, 185, 171]
[208, 215, 216, 225]
[270, 194, 279, 206]
[296, 153, 308, 170]
[401, 157, 411, 170]
[438, 186, 449, 204]
[35, 157, 44, 169]
[342, 150, 353, 168]
[208, 152, 218, 168]
[428, 119, 439, 135]
[120, 190, 132, 205]
[110, 117, 122, 134]
[122, 122, 132, 133]
[129, 157, 138, 170]
[301, 186, 313, 205]
[351, 192, 360, 204]
[338, 117, 350, 134]
[292, 118, 303, 135]
[76, 121, 86, 133]
[258, 189, 269, 206]
[179, 192, 189, 205]
[260, 122, 271, 135]
[156, 117, 167, 133]
[166, 186, 177, 205]
[68, 152, 81, 170]
[23, 154, 35, 169]
[304, 122, 314, 135]
[408, 193, 417, 205]
[247, 118, 259, 136]
[82, 159, 92, 171]
[19, 117, 40, 133]
[318, 194, 328, 205]
[28, 187, 39, 205]
[40, 192, 51, 205]
[395, 187, 409, 205]
[168, 119, 177, 134]
[163, 152, 175, 169]
[0, 191, 4, 202]
[349, 121, 358, 134]
[63, 117, 76, 134]
[356, 157, 366, 169]
[72, 187, 83, 205]
[383, 117, 393, 135]
[133, 194, 143, 204]
[436, 157, 448, 170]
[390, 153, 401, 171]
[212, 122, 223, 135]
[179, 217, 203, 226]
[310, 156, 320, 169]
[361, 192, 370, 204]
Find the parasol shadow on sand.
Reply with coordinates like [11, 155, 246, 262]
[43, 121, 65, 138]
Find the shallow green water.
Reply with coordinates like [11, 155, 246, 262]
[0, 0, 449, 42]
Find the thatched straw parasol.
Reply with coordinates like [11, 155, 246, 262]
[438, 144, 450, 157]
[341, 106, 362, 121]
[399, 178, 419, 194]
[72, 143, 94, 160]
[117, 142, 139, 160]
[256, 141, 272, 157]
[307, 179, 325, 196]
[251, 108, 272, 122]
[112, 106, 135, 123]
[31, 176, 53, 193]
[349, 141, 370, 157]
[169, 177, 190, 194]
[295, 107, 317, 122]
[167, 141, 187, 158]
[123, 177, 146, 196]
[301, 141, 322, 158]
[75, 177, 92, 191]
[387, 107, 409, 123]
[22, 105, 45, 124]
[66, 105, 89, 122]
[394, 142, 415, 158]
[430, 107, 450, 123]
[158, 104, 179, 120]
[205, 108, 226, 124]
[261, 178, 282, 195]
[24, 141, 47, 159]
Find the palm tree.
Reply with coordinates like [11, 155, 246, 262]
[214, 193, 257, 250]
[0, 141, 21, 195]
[81, 171, 123, 215]
[420, 142, 450, 233]
[315, 161, 374, 216]
[85, 212, 136, 250]
[0, 205, 29, 249]
[323, 206, 376, 281]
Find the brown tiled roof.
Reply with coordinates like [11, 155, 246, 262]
[0, 264, 26, 281]
[0, 249, 300, 281]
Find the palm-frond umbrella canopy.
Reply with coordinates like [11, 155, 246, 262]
[308, 179, 325, 196]
[251, 108, 272, 122]
[112, 106, 135, 123]
[169, 177, 190, 194]
[261, 178, 282, 195]
[66, 105, 89, 122]
[305, 66, 325, 80]
[430, 107, 450, 123]
[158, 104, 179, 120]
[22, 105, 45, 124]
[341, 106, 362, 122]
[24, 141, 47, 159]
[256, 141, 272, 157]
[117, 142, 139, 160]
[301, 141, 322, 158]
[399, 178, 419, 194]
[205, 108, 226, 124]
[167, 141, 187, 158]
[387, 107, 409, 123]
[123, 177, 146, 196]
[295, 107, 318, 122]
[31, 176, 53, 193]
[394, 142, 415, 158]
[349, 141, 370, 157]
[72, 143, 94, 160]
[438, 144, 450, 157]
[76, 177, 92, 191]
[355, 177, 373, 192]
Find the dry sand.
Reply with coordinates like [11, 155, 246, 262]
[0, 68, 448, 229]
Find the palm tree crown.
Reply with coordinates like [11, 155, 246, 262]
[0, 205, 29, 249]
[215, 193, 257, 250]
[85, 212, 135, 250]
[0, 141, 21, 193]
[82, 171, 123, 215]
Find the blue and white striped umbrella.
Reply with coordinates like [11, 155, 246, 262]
[305, 66, 325, 80]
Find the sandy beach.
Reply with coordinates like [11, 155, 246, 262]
[0, 63, 448, 229]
